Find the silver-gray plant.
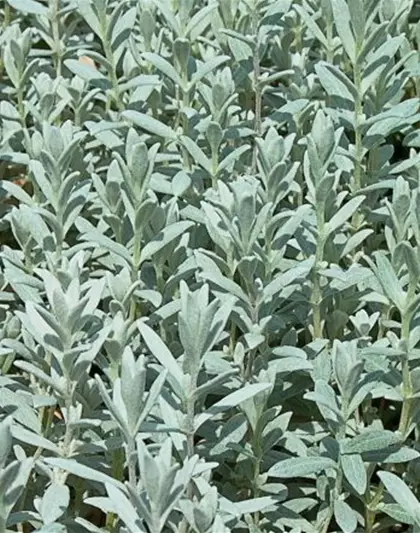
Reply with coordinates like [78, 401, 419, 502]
[2, 0, 420, 532]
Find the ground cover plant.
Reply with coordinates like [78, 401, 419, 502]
[4, 0, 420, 531]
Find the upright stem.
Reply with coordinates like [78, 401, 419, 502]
[126, 437, 137, 489]
[365, 482, 384, 533]
[102, 29, 123, 111]
[251, 434, 263, 528]
[211, 151, 219, 189]
[311, 207, 326, 339]
[398, 308, 413, 438]
[17, 84, 32, 158]
[3, 1, 11, 28]
[181, 88, 191, 171]
[62, 389, 74, 457]
[353, 60, 363, 192]
[129, 232, 141, 321]
[251, 3, 261, 174]
[49, 0, 62, 77]
[179, 379, 196, 533]
[185, 392, 195, 463]
[326, 15, 334, 64]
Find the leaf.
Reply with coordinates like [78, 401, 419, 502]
[326, 196, 365, 234]
[81, 231, 132, 266]
[137, 321, 184, 386]
[0, 419, 12, 470]
[340, 229, 373, 258]
[194, 383, 272, 431]
[381, 503, 415, 526]
[0, 180, 34, 205]
[111, 7, 136, 52]
[0, 458, 34, 518]
[348, 0, 365, 45]
[378, 471, 420, 526]
[122, 111, 177, 140]
[135, 368, 168, 433]
[267, 457, 337, 478]
[11, 425, 60, 454]
[315, 62, 357, 102]
[190, 56, 231, 87]
[77, 0, 102, 37]
[35, 525, 66, 533]
[185, 3, 217, 38]
[341, 430, 402, 455]
[105, 484, 146, 533]
[233, 497, 278, 515]
[40, 484, 69, 525]
[334, 499, 357, 533]
[364, 446, 420, 464]
[294, 5, 328, 47]
[218, 145, 250, 172]
[64, 60, 111, 91]
[43, 458, 125, 490]
[331, 0, 356, 62]
[180, 136, 211, 174]
[140, 221, 194, 263]
[142, 52, 183, 87]
[7, 0, 48, 14]
[95, 376, 131, 437]
[372, 252, 406, 311]
[341, 453, 367, 495]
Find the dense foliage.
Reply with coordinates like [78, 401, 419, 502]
[3, 0, 420, 531]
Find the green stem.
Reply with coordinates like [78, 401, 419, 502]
[62, 392, 74, 457]
[17, 85, 33, 159]
[3, 1, 11, 28]
[353, 60, 363, 192]
[398, 299, 413, 438]
[326, 14, 334, 64]
[126, 437, 137, 489]
[103, 33, 123, 111]
[186, 392, 195, 463]
[311, 208, 326, 340]
[251, 3, 261, 174]
[185, 374, 197, 466]
[129, 233, 142, 322]
[252, 435, 262, 527]
[365, 482, 384, 533]
[49, 0, 62, 77]
[181, 88, 191, 171]
[179, 381, 196, 533]
[211, 152, 218, 189]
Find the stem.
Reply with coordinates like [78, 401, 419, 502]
[181, 88, 191, 171]
[251, 434, 262, 528]
[326, 14, 334, 64]
[49, 0, 62, 77]
[365, 482, 384, 533]
[251, 3, 261, 174]
[126, 437, 137, 489]
[211, 152, 218, 189]
[244, 347, 257, 381]
[129, 232, 141, 322]
[62, 392, 74, 456]
[311, 208, 326, 340]
[186, 393, 195, 462]
[33, 404, 55, 460]
[398, 309, 413, 438]
[102, 30, 123, 111]
[353, 60, 363, 192]
[3, 1, 11, 28]
[17, 85, 33, 159]
[179, 381, 196, 533]
[321, 425, 346, 533]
